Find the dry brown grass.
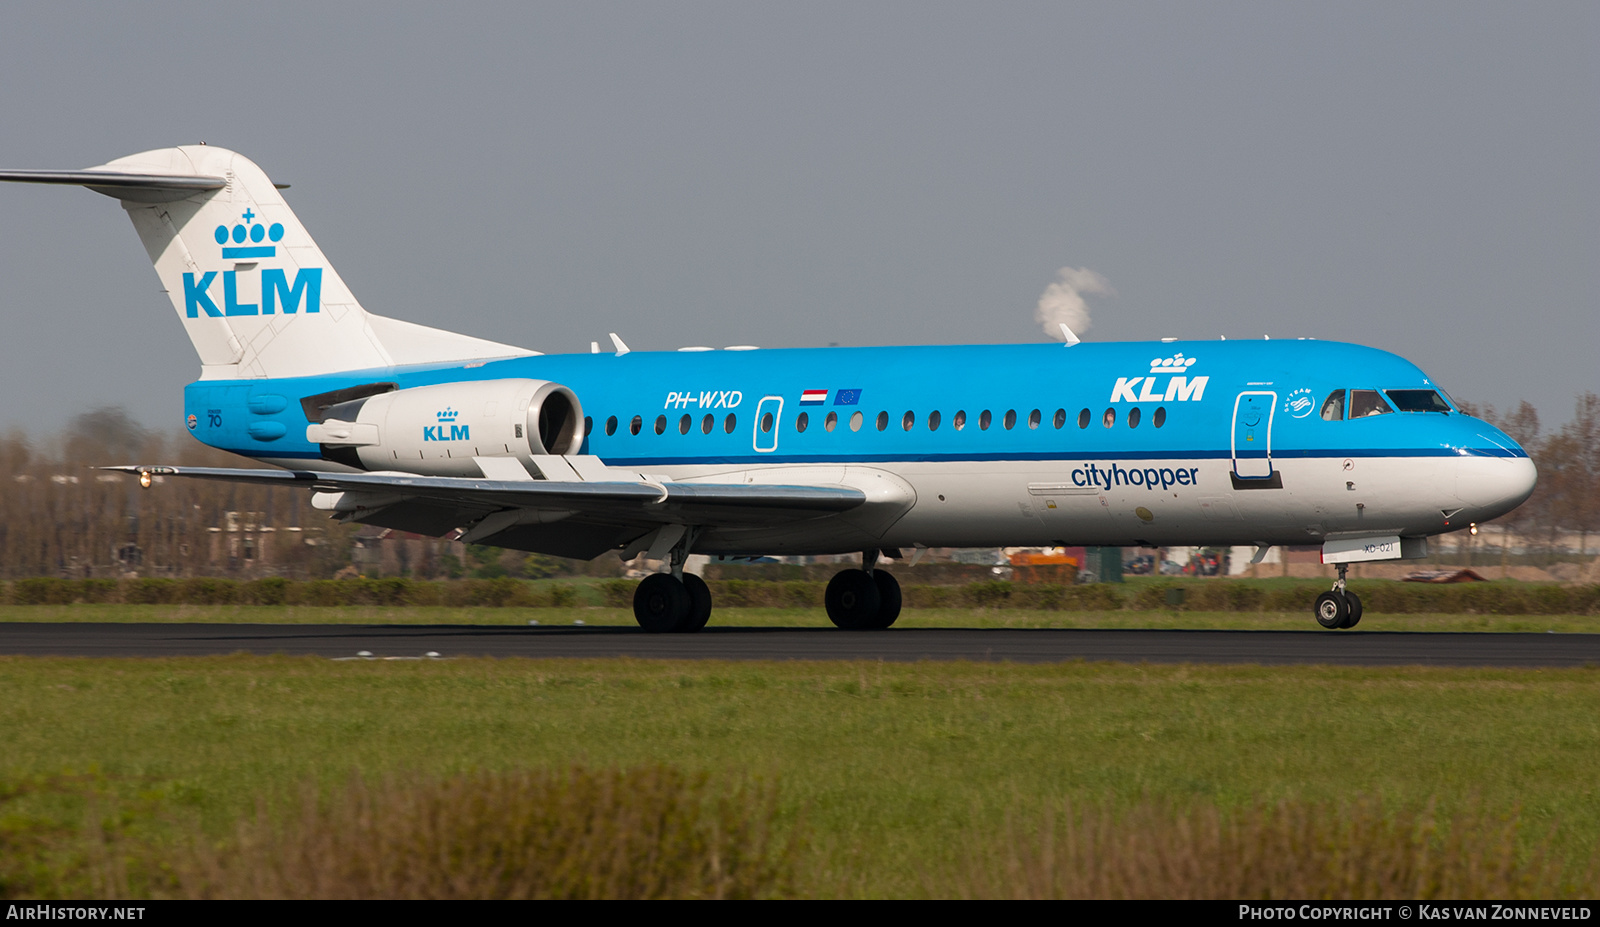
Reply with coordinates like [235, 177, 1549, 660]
[161, 765, 798, 899]
[945, 798, 1596, 900]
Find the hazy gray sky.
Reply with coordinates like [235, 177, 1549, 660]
[1, 1, 1594, 437]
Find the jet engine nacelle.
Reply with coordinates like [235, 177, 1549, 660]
[306, 378, 584, 476]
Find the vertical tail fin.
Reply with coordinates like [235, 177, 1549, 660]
[0, 146, 531, 378]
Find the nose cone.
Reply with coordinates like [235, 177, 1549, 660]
[1452, 419, 1537, 519]
[1456, 455, 1537, 515]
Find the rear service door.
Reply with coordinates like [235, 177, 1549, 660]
[1231, 391, 1276, 479]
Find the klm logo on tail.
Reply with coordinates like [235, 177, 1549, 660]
[182, 211, 321, 318]
[424, 407, 469, 442]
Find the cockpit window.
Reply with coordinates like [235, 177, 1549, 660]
[1349, 390, 1393, 418]
[1320, 390, 1346, 421]
[1385, 389, 1451, 413]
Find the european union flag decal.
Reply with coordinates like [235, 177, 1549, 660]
[833, 388, 862, 406]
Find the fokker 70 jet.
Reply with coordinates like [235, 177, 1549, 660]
[0, 147, 1538, 632]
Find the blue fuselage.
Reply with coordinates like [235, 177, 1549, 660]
[183, 339, 1536, 552]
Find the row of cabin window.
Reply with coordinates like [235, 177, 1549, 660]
[602, 406, 1169, 438]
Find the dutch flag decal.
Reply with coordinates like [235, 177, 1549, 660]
[800, 389, 828, 406]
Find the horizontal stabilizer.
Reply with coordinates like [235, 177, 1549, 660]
[0, 169, 226, 203]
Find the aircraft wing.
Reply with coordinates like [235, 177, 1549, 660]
[104, 464, 869, 559]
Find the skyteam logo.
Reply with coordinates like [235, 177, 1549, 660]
[1284, 388, 1316, 419]
[1110, 352, 1209, 403]
[424, 407, 469, 442]
[182, 210, 322, 319]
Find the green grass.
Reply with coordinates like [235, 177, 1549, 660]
[3, 656, 1597, 897]
[3, 603, 1598, 633]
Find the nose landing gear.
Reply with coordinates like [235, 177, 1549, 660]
[1314, 562, 1363, 630]
[825, 549, 903, 630]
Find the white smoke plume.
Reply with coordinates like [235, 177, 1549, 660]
[1035, 266, 1113, 340]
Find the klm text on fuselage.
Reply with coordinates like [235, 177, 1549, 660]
[1109, 375, 1208, 403]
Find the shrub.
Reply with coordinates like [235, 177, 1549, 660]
[962, 582, 1014, 608]
[448, 578, 536, 607]
[77, 579, 119, 604]
[597, 580, 637, 609]
[242, 577, 290, 606]
[180, 578, 239, 605]
[1130, 582, 1176, 611]
[122, 578, 180, 605]
[166, 766, 797, 900]
[949, 797, 1588, 900]
[12, 578, 79, 605]
[289, 580, 352, 607]
[1059, 584, 1124, 610]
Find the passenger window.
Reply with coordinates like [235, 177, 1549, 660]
[1053, 408, 1066, 429]
[928, 410, 941, 431]
[1078, 408, 1091, 429]
[1386, 389, 1451, 413]
[654, 415, 667, 435]
[1003, 410, 1017, 430]
[849, 411, 863, 432]
[724, 413, 737, 434]
[796, 412, 809, 433]
[1320, 390, 1346, 421]
[902, 411, 915, 431]
[979, 410, 992, 431]
[761, 411, 774, 433]
[630, 415, 642, 436]
[825, 411, 838, 432]
[876, 411, 889, 431]
[1349, 390, 1393, 418]
[1102, 408, 1116, 428]
[606, 415, 618, 436]
[1028, 409, 1041, 429]
[679, 414, 691, 435]
[584, 416, 593, 436]
[1128, 407, 1141, 428]
[954, 410, 967, 431]
[702, 414, 714, 434]
[1153, 407, 1167, 428]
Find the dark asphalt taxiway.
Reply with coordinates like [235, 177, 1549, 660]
[2, 623, 1598, 667]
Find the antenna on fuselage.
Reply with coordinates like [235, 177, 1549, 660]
[1057, 322, 1081, 347]
[609, 332, 631, 356]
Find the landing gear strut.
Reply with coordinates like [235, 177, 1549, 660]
[631, 527, 712, 633]
[825, 549, 902, 630]
[1313, 563, 1362, 630]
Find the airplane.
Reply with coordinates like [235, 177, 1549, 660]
[0, 146, 1538, 632]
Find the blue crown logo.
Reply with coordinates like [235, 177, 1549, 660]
[436, 408, 459, 423]
[214, 209, 283, 259]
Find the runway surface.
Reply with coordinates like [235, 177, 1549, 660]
[2, 623, 1599, 667]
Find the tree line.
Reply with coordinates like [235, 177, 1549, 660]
[0, 395, 1593, 580]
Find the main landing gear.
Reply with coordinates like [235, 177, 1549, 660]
[628, 537, 903, 633]
[824, 549, 902, 630]
[1313, 563, 1363, 630]
[631, 529, 711, 634]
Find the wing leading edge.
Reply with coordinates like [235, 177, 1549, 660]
[105, 465, 869, 559]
